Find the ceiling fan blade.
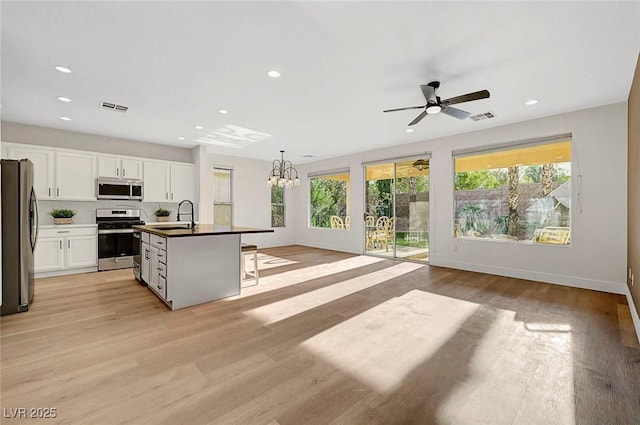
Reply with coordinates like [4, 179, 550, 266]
[442, 89, 490, 106]
[420, 85, 436, 102]
[441, 106, 471, 120]
[408, 110, 428, 126]
[383, 105, 425, 113]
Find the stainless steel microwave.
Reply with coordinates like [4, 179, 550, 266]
[97, 178, 143, 200]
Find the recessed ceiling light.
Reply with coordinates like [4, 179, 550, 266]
[267, 70, 281, 78]
[57, 96, 71, 102]
[217, 109, 228, 114]
[177, 137, 185, 140]
[195, 125, 204, 130]
[525, 99, 538, 106]
[55, 66, 72, 74]
[59, 116, 71, 121]
[405, 128, 414, 133]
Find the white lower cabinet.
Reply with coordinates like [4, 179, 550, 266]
[67, 236, 99, 268]
[35, 226, 97, 275]
[141, 233, 168, 301]
[34, 237, 65, 272]
[141, 241, 151, 283]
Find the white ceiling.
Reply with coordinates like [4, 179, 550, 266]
[2, 1, 639, 163]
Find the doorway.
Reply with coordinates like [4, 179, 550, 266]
[364, 158, 430, 262]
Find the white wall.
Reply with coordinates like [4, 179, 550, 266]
[1, 121, 193, 163]
[292, 102, 628, 294]
[202, 152, 296, 248]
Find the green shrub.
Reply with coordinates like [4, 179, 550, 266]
[154, 208, 171, 217]
[49, 209, 75, 218]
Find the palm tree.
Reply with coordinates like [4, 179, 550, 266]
[540, 163, 553, 197]
[507, 166, 519, 237]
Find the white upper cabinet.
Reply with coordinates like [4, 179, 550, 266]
[143, 161, 169, 202]
[143, 161, 195, 203]
[56, 152, 97, 201]
[121, 158, 142, 180]
[98, 156, 120, 178]
[7, 146, 55, 199]
[98, 156, 142, 180]
[170, 163, 195, 202]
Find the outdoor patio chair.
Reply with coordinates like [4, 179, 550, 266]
[330, 215, 344, 229]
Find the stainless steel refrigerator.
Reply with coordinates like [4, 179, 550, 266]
[1, 159, 38, 315]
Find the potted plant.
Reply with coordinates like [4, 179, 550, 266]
[154, 208, 171, 222]
[49, 209, 76, 225]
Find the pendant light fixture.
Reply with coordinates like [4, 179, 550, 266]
[267, 150, 300, 188]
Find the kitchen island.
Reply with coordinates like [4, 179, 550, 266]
[134, 224, 273, 309]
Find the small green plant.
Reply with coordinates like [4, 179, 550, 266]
[154, 208, 171, 217]
[49, 209, 76, 218]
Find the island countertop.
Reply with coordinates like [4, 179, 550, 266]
[133, 224, 274, 238]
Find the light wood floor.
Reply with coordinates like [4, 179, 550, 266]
[1, 246, 639, 425]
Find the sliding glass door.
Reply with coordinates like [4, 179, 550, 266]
[364, 158, 430, 262]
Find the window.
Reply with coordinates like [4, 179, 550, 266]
[271, 185, 285, 227]
[309, 171, 350, 229]
[453, 138, 571, 244]
[213, 167, 232, 225]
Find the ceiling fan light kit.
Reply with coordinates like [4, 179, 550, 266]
[384, 81, 490, 126]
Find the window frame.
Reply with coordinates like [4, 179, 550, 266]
[271, 184, 285, 228]
[213, 166, 233, 226]
[308, 169, 350, 230]
[452, 136, 572, 245]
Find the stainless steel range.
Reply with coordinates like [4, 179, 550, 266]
[96, 209, 144, 271]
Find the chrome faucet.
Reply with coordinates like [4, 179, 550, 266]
[177, 200, 196, 229]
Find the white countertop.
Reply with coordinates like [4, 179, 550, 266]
[39, 224, 98, 229]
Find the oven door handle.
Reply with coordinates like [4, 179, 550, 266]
[98, 229, 135, 235]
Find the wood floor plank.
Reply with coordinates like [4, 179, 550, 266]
[1, 246, 639, 425]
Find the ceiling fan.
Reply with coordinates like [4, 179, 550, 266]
[384, 81, 490, 126]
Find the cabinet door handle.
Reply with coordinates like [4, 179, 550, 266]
[166, 192, 168, 200]
[123, 168, 126, 177]
[68, 240, 70, 249]
[116, 168, 119, 176]
[171, 192, 174, 200]
[57, 230, 70, 233]
[59, 240, 62, 249]
[56, 188, 59, 197]
[49, 188, 51, 197]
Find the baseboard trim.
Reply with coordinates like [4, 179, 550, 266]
[429, 259, 627, 295]
[296, 240, 361, 255]
[35, 266, 98, 279]
[624, 285, 640, 344]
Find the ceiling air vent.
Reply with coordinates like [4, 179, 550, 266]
[100, 101, 129, 112]
[469, 111, 495, 121]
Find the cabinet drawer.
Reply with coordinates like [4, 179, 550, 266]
[141, 232, 150, 243]
[157, 276, 167, 299]
[157, 249, 167, 264]
[157, 262, 166, 278]
[150, 234, 166, 249]
[39, 226, 97, 238]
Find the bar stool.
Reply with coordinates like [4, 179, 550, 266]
[241, 243, 259, 287]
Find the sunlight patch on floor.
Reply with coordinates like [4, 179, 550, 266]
[301, 290, 480, 393]
[245, 262, 422, 324]
[438, 312, 576, 425]
[249, 253, 298, 272]
[228, 255, 385, 300]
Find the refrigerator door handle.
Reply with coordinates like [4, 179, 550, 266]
[30, 187, 39, 251]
